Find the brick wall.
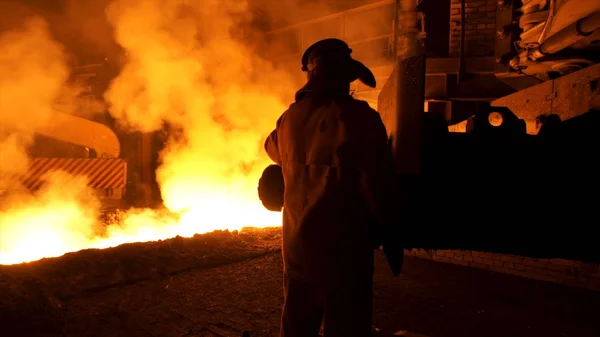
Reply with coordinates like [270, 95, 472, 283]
[449, 0, 497, 57]
[405, 249, 600, 291]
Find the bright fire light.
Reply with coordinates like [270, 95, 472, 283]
[0, 1, 293, 265]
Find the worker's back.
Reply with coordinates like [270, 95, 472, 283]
[272, 92, 389, 286]
[264, 38, 393, 337]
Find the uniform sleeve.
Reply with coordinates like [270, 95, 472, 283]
[359, 109, 396, 235]
[264, 112, 286, 165]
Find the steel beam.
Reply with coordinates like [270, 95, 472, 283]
[492, 63, 600, 134]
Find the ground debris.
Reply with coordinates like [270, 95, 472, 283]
[0, 227, 281, 298]
[2, 230, 599, 337]
[0, 227, 281, 337]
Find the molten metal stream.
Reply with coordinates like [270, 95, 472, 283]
[0, 171, 282, 265]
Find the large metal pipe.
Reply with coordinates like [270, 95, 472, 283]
[532, 10, 600, 59]
[37, 111, 121, 158]
[457, 0, 466, 84]
[395, 0, 422, 58]
[393, 0, 426, 174]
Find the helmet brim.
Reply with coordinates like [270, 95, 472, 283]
[349, 59, 377, 88]
[301, 38, 377, 89]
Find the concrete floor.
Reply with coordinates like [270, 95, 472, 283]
[15, 251, 595, 337]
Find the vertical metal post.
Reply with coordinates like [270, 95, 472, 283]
[393, 0, 426, 174]
[457, 0, 466, 83]
[494, 0, 516, 74]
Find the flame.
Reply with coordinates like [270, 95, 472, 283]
[0, 172, 101, 265]
[0, 1, 293, 265]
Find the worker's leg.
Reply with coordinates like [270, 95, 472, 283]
[280, 273, 324, 337]
[322, 272, 373, 337]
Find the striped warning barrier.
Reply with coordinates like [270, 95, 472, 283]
[0, 158, 127, 191]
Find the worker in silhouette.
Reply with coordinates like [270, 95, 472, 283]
[264, 38, 398, 337]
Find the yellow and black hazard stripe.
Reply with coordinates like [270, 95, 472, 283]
[0, 158, 127, 191]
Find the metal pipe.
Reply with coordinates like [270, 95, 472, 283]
[537, 0, 555, 44]
[457, 0, 466, 84]
[395, 0, 421, 58]
[532, 10, 600, 59]
[393, 0, 426, 174]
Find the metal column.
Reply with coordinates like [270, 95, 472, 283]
[379, 0, 426, 174]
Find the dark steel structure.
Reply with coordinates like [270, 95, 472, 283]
[376, 0, 600, 262]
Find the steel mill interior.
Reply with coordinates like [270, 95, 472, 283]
[0, 0, 599, 336]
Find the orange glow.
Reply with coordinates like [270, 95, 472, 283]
[488, 112, 503, 127]
[0, 1, 295, 265]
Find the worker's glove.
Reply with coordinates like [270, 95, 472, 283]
[257, 164, 284, 212]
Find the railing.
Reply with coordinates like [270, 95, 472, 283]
[266, 0, 396, 60]
[266, 0, 395, 35]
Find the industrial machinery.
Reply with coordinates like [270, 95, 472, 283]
[0, 109, 128, 212]
[378, 0, 600, 262]
[0, 59, 128, 212]
[256, 0, 600, 262]
[505, 0, 600, 80]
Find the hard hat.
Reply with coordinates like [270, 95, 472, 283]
[301, 38, 376, 88]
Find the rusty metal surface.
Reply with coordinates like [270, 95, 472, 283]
[491, 63, 600, 134]
[491, 79, 553, 134]
[377, 63, 398, 138]
[394, 0, 423, 59]
[377, 55, 426, 173]
[552, 62, 600, 120]
[376, 0, 426, 174]
[537, 11, 600, 56]
[494, 0, 517, 74]
[542, 0, 600, 39]
[395, 56, 426, 174]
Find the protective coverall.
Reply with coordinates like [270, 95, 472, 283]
[264, 79, 395, 336]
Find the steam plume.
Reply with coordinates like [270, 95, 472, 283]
[105, 0, 294, 225]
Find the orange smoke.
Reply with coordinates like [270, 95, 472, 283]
[104, 0, 291, 232]
[1, 1, 294, 265]
[0, 18, 67, 173]
[0, 18, 105, 264]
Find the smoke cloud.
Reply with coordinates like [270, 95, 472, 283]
[0, 17, 69, 175]
[0, 172, 101, 265]
[0, 0, 393, 264]
[0, 17, 104, 264]
[104, 0, 295, 218]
